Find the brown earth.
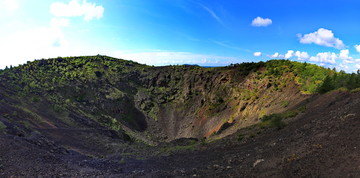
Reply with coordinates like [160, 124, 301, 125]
[1, 90, 359, 177]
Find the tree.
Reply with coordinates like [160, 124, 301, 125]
[318, 76, 334, 93]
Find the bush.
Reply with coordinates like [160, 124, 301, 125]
[259, 114, 286, 130]
[0, 121, 6, 131]
[258, 106, 305, 130]
[280, 100, 290, 107]
[351, 88, 360, 93]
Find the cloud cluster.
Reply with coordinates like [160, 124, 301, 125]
[50, 0, 104, 21]
[251, 17, 272, 27]
[50, 18, 70, 28]
[0, 0, 19, 12]
[309, 52, 337, 64]
[295, 51, 310, 61]
[253, 52, 262, 57]
[270, 52, 280, 58]
[274, 48, 360, 71]
[0, 0, 105, 69]
[298, 28, 345, 49]
[291, 28, 360, 71]
[282, 50, 338, 64]
[285, 50, 294, 59]
[355, 45, 360, 53]
[0, 0, 19, 18]
[112, 51, 241, 66]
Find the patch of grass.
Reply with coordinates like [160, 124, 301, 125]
[312, 144, 323, 149]
[287, 154, 299, 162]
[259, 109, 267, 118]
[258, 114, 286, 130]
[105, 88, 125, 100]
[32, 96, 41, 102]
[237, 134, 244, 141]
[258, 106, 306, 130]
[52, 104, 64, 113]
[280, 100, 290, 108]
[135, 157, 146, 160]
[148, 106, 159, 121]
[118, 158, 126, 165]
[351, 88, 360, 93]
[340, 113, 356, 121]
[335, 87, 349, 92]
[0, 121, 6, 132]
[18, 120, 32, 129]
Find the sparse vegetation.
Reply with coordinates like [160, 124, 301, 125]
[157, 141, 198, 155]
[0, 56, 359, 176]
[237, 134, 244, 141]
[259, 114, 287, 130]
[258, 106, 306, 130]
[280, 100, 290, 108]
[0, 121, 6, 132]
[351, 87, 360, 93]
[0, 56, 357, 142]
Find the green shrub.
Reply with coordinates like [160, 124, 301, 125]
[106, 88, 125, 100]
[335, 87, 349, 92]
[0, 121, 6, 131]
[258, 106, 305, 130]
[264, 114, 285, 128]
[280, 100, 290, 107]
[351, 88, 360, 93]
[237, 134, 244, 141]
[258, 114, 286, 130]
[32, 97, 40, 102]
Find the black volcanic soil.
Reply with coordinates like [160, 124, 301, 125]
[1, 90, 360, 177]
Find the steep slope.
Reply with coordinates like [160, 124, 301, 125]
[0, 56, 319, 144]
[1, 56, 360, 176]
[1, 89, 359, 177]
[123, 90, 360, 177]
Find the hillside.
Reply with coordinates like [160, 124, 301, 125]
[0, 55, 360, 177]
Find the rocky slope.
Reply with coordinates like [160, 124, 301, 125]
[0, 56, 313, 142]
[0, 55, 359, 177]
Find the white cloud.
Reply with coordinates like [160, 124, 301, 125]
[0, 0, 19, 18]
[0, 21, 112, 69]
[50, 18, 70, 27]
[0, 0, 108, 69]
[111, 51, 242, 66]
[298, 28, 345, 49]
[309, 52, 337, 64]
[355, 45, 360, 53]
[339, 49, 355, 64]
[199, 4, 223, 25]
[251, 17, 272, 27]
[0, 26, 66, 68]
[270, 52, 280, 58]
[1, 0, 19, 12]
[356, 64, 360, 69]
[285, 50, 294, 59]
[253, 52, 262, 57]
[294, 51, 310, 61]
[274, 49, 360, 72]
[50, 0, 104, 21]
[339, 49, 350, 59]
[283, 50, 310, 61]
[339, 64, 349, 70]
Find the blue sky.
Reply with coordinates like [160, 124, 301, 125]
[1, 0, 360, 72]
